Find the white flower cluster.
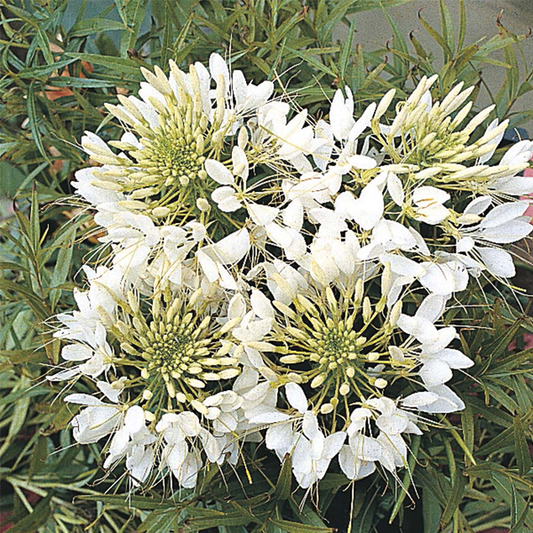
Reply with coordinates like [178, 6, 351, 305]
[51, 55, 533, 491]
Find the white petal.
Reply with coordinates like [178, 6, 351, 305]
[64, 394, 104, 406]
[251, 290, 274, 320]
[480, 220, 532, 244]
[464, 196, 492, 216]
[324, 432, 346, 460]
[437, 348, 474, 369]
[480, 202, 528, 228]
[205, 159, 235, 185]
[412, 186, 449, 206]
[477, 247, 515, 277]
[352, 184, 384, 230]
[217, 195, 243, 213]
[249, 411, 291, 424]
[62, 344, 92, 361]
[416, 294, 446, 323]
[387, 172, 404, 206]
[285, 383, 308, 414]
[348, 103, 376, 142]
[419, 360, 453, 387]
[283, 199, 304, 230]
[124, 406, 145, 434]
[376, 412, 409, 435]
[330, 88, 355, 141]
[347, 154, 377, 170]
[419, 385, 465, 413]
[302, 411, 320, 440]
[248, 203, 279, 226]
[209, 229, 250, 264]
[402, 391, 440, 408]
[500, 140, 533, 166]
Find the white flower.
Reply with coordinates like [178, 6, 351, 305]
[50, 322, 113, 381]
[64, 394, 121, 445]
[456, 200, 532, 277]
[397, 297, 473, 389]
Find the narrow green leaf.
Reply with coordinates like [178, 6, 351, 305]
[422, 488, 441, 533]
[439, 0, 454, 53]
[8, 494, 52, 533]
[418, 10, 452, 59]
[339, 17, 356, 84]
[269, 518, 334, 533]
[409, 32, 430, 61]
[477, 424, 515, 456]
[30, 186, 40, 253]
[64, 53, 143, 76]
[440, 473, 465, 528]
[508, 489, 531, 533]
[115, 0, 149, 57]
[35, 28, 54, 65]
[26, 82, 50, 163]
[68, 18, 126, 38]
[513, 416, 532, 476]
[352, 44, 365, 91]
[46, 76, 120, 89]
[285, 47, 336, 77]
[383, 7, 409, 78]
[273, 456, 292, 500]
[457, 0, 466, 51]
[0, 279, 49, 320]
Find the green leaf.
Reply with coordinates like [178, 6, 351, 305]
[383, 7, 409, 78]
[508, 487, 531, 533]
[339, 17, 356, 84]
[346, 0, 414, 13]
[46, 76, 120, 89]
[273, 456, 292, 501]
[64, 53, 143, 76]
[8, 493, 52, 533]
[29, 186, 40, 253]
[438, 0, 454, 59]
[457, 0, 466, 51]
[352, 44, 365, 91]
[422, 488, 441, 533]
[513, 416, 532, 476]
[26, 82, 50, 163]
[49, 226, 76, 308]
[418, 9, 452, 60]
[285, 47, 336, 77]
[0, 279, 49, 320]
[68, 18, 127, 38]
[440, 472, 466, 529]
[268, 518, 334, 533]
[115, 0, 149, 57]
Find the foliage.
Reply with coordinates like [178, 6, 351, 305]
[1, 0, 533, 531]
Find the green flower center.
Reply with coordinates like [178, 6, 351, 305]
[310, 323, 360, 371]
[269, 285, 402, 412]
[112, 289, 240, 408]
[144, 319, 209, 381]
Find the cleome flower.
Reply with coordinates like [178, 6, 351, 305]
[52, 53, 533, 501]
[238, 265, 471, 488]
[70, 54, 285, 289]
[51, 276, 252, 488]
[78, 54, 273, 223]
[250, 74, 533, 297]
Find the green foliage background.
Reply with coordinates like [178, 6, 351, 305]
[1, 1, 533, 531]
